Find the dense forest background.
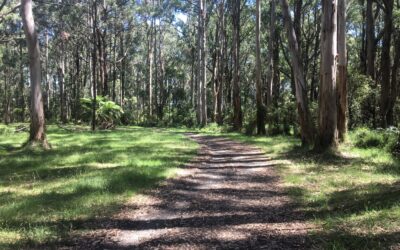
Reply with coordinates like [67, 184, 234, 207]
[0, 0, 400, 151]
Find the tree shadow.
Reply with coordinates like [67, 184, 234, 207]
[46, 135, 315, 249]
[274, 145, 400, 249]
[0, 127, 197, 248]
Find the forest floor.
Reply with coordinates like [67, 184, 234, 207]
[1, 124, 399, 249]
[0, 125, 198, 249]
[69, 133, 314, 249]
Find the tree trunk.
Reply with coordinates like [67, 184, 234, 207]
[217, 2, 225, 126]
[359, 0, 367, 74]
[232, 0, 242, 130]
[112, 28, 117, 102]
[197, 0, 207, 127]
[380, 0, 393, 128]
[366, 0, 375, 79]
[119, 32, 125, 107]
[44, 30, 50, 118]
[147, 15, 154, 118]
[389, 32, 400, 126]
[317, 0, 338, 150]
[212, 19, 219, 123]
[59, 44, 67, 123]
[280, 0, 314, 146]
[21, 0, 48, 147]
[18, 36, 25, 122]
[256, 0, 266, 135]
[337, 0, 348, 141]
[91, 1, 97, 131]
[3, 66, 10, 125]
[201, 0, 207, 126]
[158, 31, 165, 120]
[266, 0, 275, 107]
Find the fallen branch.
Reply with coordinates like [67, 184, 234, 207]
[15, 125, 28, 133]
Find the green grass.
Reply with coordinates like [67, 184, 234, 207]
[1, 122, 399, 249]
[199, 125, 400, 249]
[0, 124, 198, 248]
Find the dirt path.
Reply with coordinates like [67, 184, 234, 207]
[72, 134, 314, 249]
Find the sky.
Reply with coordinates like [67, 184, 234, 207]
[176, 12, 188, 23]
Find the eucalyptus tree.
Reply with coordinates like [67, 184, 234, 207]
[337, 0, 348, 141]
[255, 0, 266, 135]
[231, 0, 242, 131]
[280, 0, 314, 146]
[317, 0, 338, 150]
[21, 0, 48, 147]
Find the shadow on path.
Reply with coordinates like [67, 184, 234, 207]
[67, 134, 314, 249]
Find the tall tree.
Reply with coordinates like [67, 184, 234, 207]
[380, 0, 393, 128]
[255, 0, 266, 135]
[196, 0, 207, 127]
[337, 0, 348, 141]
[91, 0, 98, 131]
[366, 0, 375, 79]
[389, 31, 400, 126]
[232, 0, 242, 130]
[280, 0, 314, 145]
[317, 0, 338, 150]
[21, 0, 49, 148]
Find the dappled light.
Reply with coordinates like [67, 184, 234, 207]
[0, 126, 197, 248]
[0, 0, 399, 248]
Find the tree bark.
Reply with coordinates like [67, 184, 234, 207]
[380, 0, 393, 128]
[197, 0, 207, 127]
[337, 0, 348, 141]
[147, 10, 154, 118]
[317, 0, 338, 150]
[18, 34, 25, 122]
[232, 0, 242, 130]
[91, 0, 97, 131]
[389, 31, 400, 126]
[366, 0, 376, 79]
[21, 0, 48, 147]
[280, 0, 314, 146]
[59, 42, 67, 123]
[256, 0, 266, 135]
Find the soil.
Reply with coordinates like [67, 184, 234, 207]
[64, 134, 315, 249]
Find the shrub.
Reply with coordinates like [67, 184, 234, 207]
[353, 127, 398, 151]
[0, 125, 13, 135]
[80, 96, 124, 129]
[392, 136, 400, 157]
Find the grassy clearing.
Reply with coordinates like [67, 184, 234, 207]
[199, 125, 400, 249]
[0, 124, 198, 248]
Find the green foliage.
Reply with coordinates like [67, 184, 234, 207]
[80, 97, 124, 129]
[198, 122, 225, 133]
[348, 72, 378, 128]
[353, 127, 398, 152]
[120, 97, 137, 125]
[392, 135, 400, 157]
[266, 90, 297, 136]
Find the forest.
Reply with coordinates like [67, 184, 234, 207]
[0, 0, 400, 249]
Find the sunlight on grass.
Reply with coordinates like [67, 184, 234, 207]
[0, 124, 198, 248]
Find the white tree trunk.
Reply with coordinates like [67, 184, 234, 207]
[280, 0, 314, 145]
[21, 0, 48, 147]
[318, 0, 338, 150]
